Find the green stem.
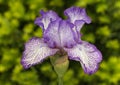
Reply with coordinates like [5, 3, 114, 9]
[50, 55, 69, 85]
[58, 76, 63, 85]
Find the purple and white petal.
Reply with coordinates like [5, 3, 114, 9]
[43, 19, 61, 48]
[34, 10, 60, 31]
[64, 6, 91, 43]
[65, 41, 102, 74]
[59, 20, 76, 48]
[64, 6, 91, 24]
[68, 20, 84, 43]
[21, 37, 58, 69]
[72, 26, 82, 43]
[44, 20, 76, 48]
[74, 20, 85, 32]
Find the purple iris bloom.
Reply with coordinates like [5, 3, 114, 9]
[21, 6, 102, 75]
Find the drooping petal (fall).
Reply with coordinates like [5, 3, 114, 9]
[65, 41, 102, 74]
[34, 10, 60, 31]
[21, 37, 58, 69]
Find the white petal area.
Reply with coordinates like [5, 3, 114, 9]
[65, 41, 102, 74]
[21, 37, 58, 69]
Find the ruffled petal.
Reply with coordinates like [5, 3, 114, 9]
[59, 20, 76, 48]
[64, 6, 91, 43]
[34, 10, 60, 31]
[64, 6, 91, 24]
[74, 20, 85, 32]
[65, 41, 102, 74]
[44, 20, 77, 48]
[21, 37, 58, 69]
[43, 19, 61, 48]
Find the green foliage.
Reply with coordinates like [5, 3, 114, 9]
[0, 0, 120, 85]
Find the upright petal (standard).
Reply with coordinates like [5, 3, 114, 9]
[59, 20, 76, 48]
[44, 20, 77, 48]
[34, 10, 60, 31]
[64, 6, 91, 43]
[64, 6, 91, 24]
[43, 19, 61, 48]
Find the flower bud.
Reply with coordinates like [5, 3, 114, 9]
[50, 55, 69, 78]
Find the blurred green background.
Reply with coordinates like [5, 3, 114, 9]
[0, 0, 120, 85]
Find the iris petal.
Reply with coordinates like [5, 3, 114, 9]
[64, 6, 91, 24]
[21, 37, 58, 69]
[43, 19, 61, 48]
[44, 20, 76, 48]
[65, 41, 102, 74]
[59, 20, 76, 48]
[34, 10, 60, 31]
[64, 6, 91, 43]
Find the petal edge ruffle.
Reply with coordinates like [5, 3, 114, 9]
[34, 10, 60, 31]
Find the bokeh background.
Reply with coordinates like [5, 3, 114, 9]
[0, 0, 120, 85]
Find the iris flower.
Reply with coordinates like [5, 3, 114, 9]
[21, 6, 102, 74]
